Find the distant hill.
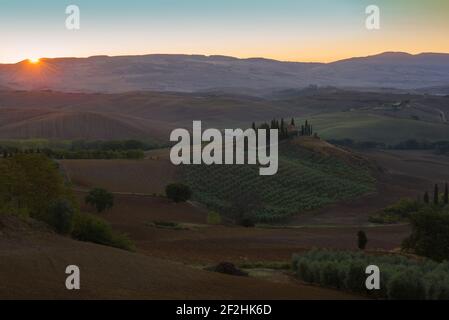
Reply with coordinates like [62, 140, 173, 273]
[0, 88, 448, 141]
[0, 52, 448, 93]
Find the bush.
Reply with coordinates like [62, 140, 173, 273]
[47, 200, 75, 234]
[206, 262, 248, 277]
[320, 261, 341, 288]
[165, 183, 192, 203]
[292, 249, 449, 299]
[384, 198, 422, 217]
[402, 206, 449, 261]
[237, 212, 256, 228]
[71, 213, 134, 251]
[207, 211, 222, 225]
[370, 198, 424, 224]
[345, 261, 367, 292]
[85, 188, 114, 213]
[387, 271, 426, 300]
[297, 260, 314, 283]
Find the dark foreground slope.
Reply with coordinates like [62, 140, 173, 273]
[0, 214, 358, 299]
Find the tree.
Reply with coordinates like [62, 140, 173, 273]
[225, 188, 261, 227]
[291, 118, 295, 126]
[85, 188, 114, 213]
[357, 230, 368, 250]
[434, 184, 439, 205]
[2, 154, 72, 220]
[47, 200, 75, 234]
[445, 183, 448, 205]
[165, 183, 192, 203]
[423, 191, 430, 204]
[402, 207, 449, 261]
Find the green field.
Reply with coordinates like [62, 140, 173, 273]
[181, 140, 375, 223]
[305, 112, 449, 144]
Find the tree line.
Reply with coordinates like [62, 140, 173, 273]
[423, 182, 449, 206]
[251, 118, 315, 140]
[0, 146, 144, 160]
[329, 138, 449, 154]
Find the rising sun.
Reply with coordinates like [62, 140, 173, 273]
[28, 58, 40, 64]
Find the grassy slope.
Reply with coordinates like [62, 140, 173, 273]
[181, 138, 375, 223]
[307, 111, 449, 144]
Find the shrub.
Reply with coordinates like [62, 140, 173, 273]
[47, 200, 75, 234]
[85, 188, 114, 213]
[320, 262, 341, 288]
[237, 212, 256, 228]
[207, 211, 222, 225]
[150, 220, 187, 230]
[297, 260, 314, 283]
[370, 198, 424, 224]
[345, 261, 367, 292]
[402, 206, 449, 261]
[71, 213, 134, 251]
[165, 183, 192, 203]
[292, 249, 449, 299]
[387, 270, 426, 300]
[206, 262, 248, 277]
[383, 198, 422, 218]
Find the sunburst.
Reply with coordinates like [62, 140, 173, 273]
[28, 58, 40, 64]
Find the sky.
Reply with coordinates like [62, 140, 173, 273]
[0, 0, 448, 64]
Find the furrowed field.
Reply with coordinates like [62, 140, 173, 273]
[181, 139, 376, 223]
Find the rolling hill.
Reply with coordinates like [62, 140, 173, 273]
[308, 111, 449, 144]
[181, 137, 376, 223]
[0, 108, 168, 140]
[1, 88, 448, 142]
[0, 52, 448, 93]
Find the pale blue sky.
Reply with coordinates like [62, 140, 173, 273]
[1, 0, 448, 63]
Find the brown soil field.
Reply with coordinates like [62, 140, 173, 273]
[75, 190, 410, 265]
[0, 214, 359, 300]
[61, 150, 177, 194]
[79, 193, 208, 225]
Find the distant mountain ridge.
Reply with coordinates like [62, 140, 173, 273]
[0, 52, 448, 93]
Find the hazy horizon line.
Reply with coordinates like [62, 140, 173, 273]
[2, 50, 449, 65]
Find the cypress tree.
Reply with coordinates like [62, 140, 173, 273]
[434, 184, 439, 205]
[252, 122, 256, 130]
[445, 182, 448, 205]
[280, 119, 285, 139]
[357, 231, 368, 250]
[423, 191, 429, 204]
[291, 118, 295, 126]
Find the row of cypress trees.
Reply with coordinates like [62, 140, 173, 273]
[251, 118, 314, 140]
[423, 182, 449, 205]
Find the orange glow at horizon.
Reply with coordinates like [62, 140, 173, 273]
[28, 58, 40, 64]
